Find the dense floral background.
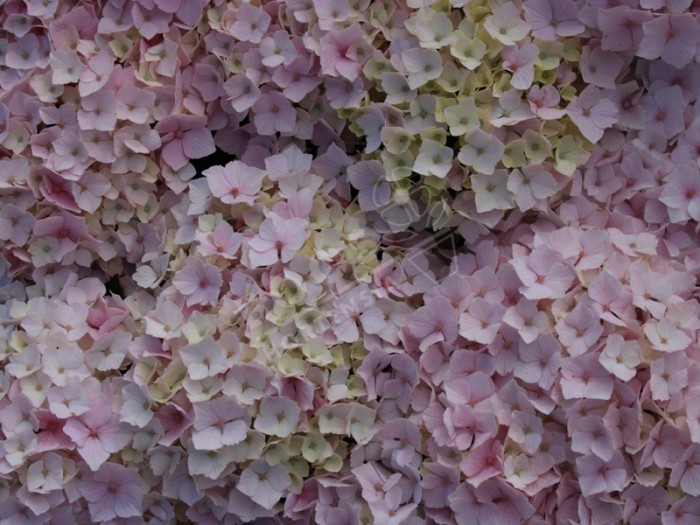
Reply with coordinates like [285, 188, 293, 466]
[0, 0, 699, 523]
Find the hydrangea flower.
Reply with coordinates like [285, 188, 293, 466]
[155, 115, 216, 171]
[254, 396, 301, 438]
[567, 86, 619, 143]
[247, 214, 309, 268]
[192, 398, 250, 450]
[524, 0, 584, 40]
[576, 451, 627, 496]
[78, 463, 143, 521]
[0, 0, 699, 522]
[458, 129, 505, 175]
[172, 258, 223, 307]
[63, 405, 132, 471]
[237, 459, 291, 509]
[637, 13, 700, 69]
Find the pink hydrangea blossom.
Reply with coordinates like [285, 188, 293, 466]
[205, 160, 265, 206]
[155, 114, 216, 171]
[63, 404, 132, 471]
[78, 463, 143, 521]
[172, 258, 223, 307]
[247, 213, 308, 268]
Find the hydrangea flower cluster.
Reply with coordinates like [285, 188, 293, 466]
[0, 0, 699, 523]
